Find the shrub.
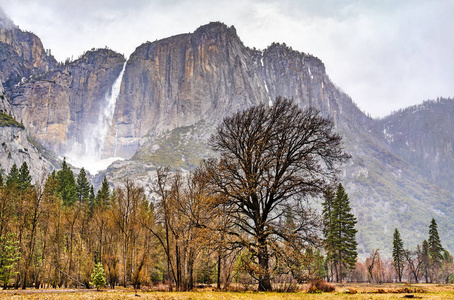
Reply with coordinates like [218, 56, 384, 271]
[307, 286, 322, 294]
[90, 262, 106, 291]
[307, 279, 335, 293]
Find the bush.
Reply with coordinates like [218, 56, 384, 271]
[307, 286, 322, 294]
[90, 262, 106, 291]
[307, 279, 335, 293]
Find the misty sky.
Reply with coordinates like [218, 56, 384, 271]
[0, 0, 452, 118]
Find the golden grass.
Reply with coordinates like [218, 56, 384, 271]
[1, 283, 454, 299]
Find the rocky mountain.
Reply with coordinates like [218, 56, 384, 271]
[375, 97, 454, 192]
[0, 83, 52, 181]
[112, 23, 369, 157]
[0, 8, 56, 88]
[1, 17, 453, 255]
[0, 9, 55, 180]
[9, 49, 125, 155]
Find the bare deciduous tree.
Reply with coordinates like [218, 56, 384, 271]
[204, 98, 349, 291]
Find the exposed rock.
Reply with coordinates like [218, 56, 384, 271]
[0, 123, 53, 182]
[0, 8, 56, 88]
[9, 49, 126, 155]
[112, 22, 369, 157]
[0, 82, 10, 114]
[375, 97, 454, 192]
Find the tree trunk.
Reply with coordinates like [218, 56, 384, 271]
[217, 251, 221, 290]
[257, 238, 271, 291]
[175, 241, 181, 291]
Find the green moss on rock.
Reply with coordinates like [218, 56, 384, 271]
[0, 112, 24, 128]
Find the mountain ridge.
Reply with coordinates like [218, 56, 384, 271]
[0, 17, 452, 255]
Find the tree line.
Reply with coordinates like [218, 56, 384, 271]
[0, 98, 366, 291]
[389, 219, 454, 284]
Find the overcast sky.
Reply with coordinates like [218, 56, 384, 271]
[0, 0, 452, 118]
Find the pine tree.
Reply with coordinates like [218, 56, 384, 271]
[76, 168, 90, 203]
[421, 240, 430, 283]
[428, 218, 444, 282]
[56, 158, 77, 205]
[322, 188, 336, 280]
[0, 233, 20, 289]
[95, 176, 110, 207]
[323, 183, 358, 282]
[90, 262, 106, 290]
[5, 163, 19, 188]
[89, 185, 96, 209]
[392, 228, 405, 282]
[18, 162, 32, 191]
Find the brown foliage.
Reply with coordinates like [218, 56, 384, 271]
[307, 279, 335, 293]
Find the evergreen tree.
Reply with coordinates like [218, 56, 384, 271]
[76, 168, 90, 203]
[56, 158, 77, 205]
[43, 170, 59, 199]
[5, 163, 19, 188]
[392, 228, 405, 282]
[90, 262, 106, 290]
[421, 240, 430, 283]
[95, 176, 110, 207]
[18, 162, 32, 191]
[0, 233, 20, 289]
[89, 185, 96, 209]
[428, 218, 444, 282]
[322, 188, 336, 280]
[323, 183, 358, 282]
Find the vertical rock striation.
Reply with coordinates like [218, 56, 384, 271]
[9, 49, 126, 155]
[0, 8, 56, 88]
[112, 22, 370, 157]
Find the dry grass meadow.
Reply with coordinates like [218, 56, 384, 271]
[2, 283, 454, 299]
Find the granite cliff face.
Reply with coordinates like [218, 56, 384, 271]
[375, 98, 454, 192]
[0, 122, 53, 182]
[0, 81, 52, 180]
[112, 23, 369, 157]
[9, 49, 125, 156]
[0, 8, 56, 88]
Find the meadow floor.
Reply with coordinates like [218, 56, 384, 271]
[2, 283, 454, 299]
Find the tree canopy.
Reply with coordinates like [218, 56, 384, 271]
[204, 98, 350, 290]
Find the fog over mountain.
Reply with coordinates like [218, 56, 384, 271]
[0, 0, 453, 117]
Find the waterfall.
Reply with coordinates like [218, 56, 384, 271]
[65, 62, 126, 174]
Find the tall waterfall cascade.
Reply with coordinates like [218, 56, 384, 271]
[65, 63, 126, 174]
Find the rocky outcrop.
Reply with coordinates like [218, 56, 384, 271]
[375, 98, 454, 191]
[112, 22, 370, 157]
[0, 119, 53, 182]
[0, 8, 56, 88]
[0, 83, 10, 114]
[9, 49, 125, 155]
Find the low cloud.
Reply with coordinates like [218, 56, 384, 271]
[0, 0, 452, 117]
